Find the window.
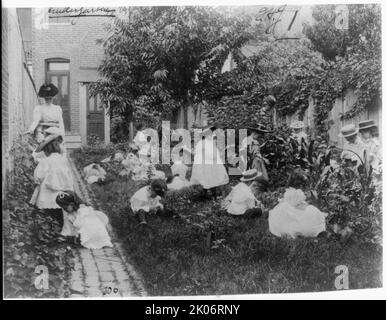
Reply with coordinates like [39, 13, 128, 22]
[48, 61, 70, 71]
[87, 84, 103, 112]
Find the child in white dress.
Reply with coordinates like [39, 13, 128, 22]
[269, 172, 327, 238]
[56, 191, 113, 249]
[30, 129, 74, 232]
[130, 179, 175, 225]
[222, 169, 263, 218]
[168, 148, 193, 190]
[83, 163, 106, 184]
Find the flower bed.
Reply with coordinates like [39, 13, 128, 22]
[71, 145, 382, 295]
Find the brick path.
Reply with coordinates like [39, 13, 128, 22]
[66, 156, 147, 298]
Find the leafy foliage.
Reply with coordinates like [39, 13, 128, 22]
[304, 4, 381, 120]
[205, 4, 381, 134]
[259, 127, 382, 244]
[204, 39, 326, 129]
[90, 6, 261, 133]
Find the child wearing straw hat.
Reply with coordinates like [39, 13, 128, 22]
[30, 127, 75, 233]
[221, 169, 264, 218]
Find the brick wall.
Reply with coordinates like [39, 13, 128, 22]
[2, 9, 9, 195]
[2, 8, 38, 200]
[32, 12, 111, 136]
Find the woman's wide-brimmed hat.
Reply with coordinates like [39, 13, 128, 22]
[35, 127, 63, 152]
[38, 83, 59, 98]
[358, 120, 377, 131]
[290, 120, 305, 129]
[246, 124, 272, 134]
[240, 169, 263, 182]
[339, 124, 358, 138]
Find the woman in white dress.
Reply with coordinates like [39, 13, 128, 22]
[30, 128, 75, 233]
[26, 83, 66, 159]
[190, 124, 229, 199]
[269, 172, 327, 238]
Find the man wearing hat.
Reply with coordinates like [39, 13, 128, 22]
[358, 120, 382, 169]
[222, 169, 264, 218]
[27, 83, 65, 143]
[358, 120, 382, 190]
[240, 124, 271, 182]
[290, 120, 308, 145]
[340, 124, 366, 166]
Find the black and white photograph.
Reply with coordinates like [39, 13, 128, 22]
[2, 0, 384, 300]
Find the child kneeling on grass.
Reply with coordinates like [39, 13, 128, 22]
[56, 191, 113, 249]
[221, 169, 264, 218]
[269, 172, 327, 238]
[130, 179, 175, 225]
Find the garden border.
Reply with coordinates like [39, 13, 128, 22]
[67, 155, 148, 297]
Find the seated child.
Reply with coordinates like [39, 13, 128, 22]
[130, 179, 173, 225]
[167, 151, 193, 190]
[83, 163, 106, 184]
[56, 191, 113, 249]
[269, 172, 327, 238]
[221, 169, 263, 218]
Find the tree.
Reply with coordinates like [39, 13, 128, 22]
[90, 6, 261, 140]
[304, 4, 381, 119]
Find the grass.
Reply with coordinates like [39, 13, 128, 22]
[71, 147, 382, 296]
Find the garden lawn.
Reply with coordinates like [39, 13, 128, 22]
[71, 146, 382, 296]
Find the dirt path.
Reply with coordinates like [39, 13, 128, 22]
[66, 156, 147, 298]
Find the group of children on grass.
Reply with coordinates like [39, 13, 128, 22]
[27, 83, 382, 248]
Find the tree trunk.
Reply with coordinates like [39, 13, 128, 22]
[129, 121, 134, 143]
[128, 108, 134, 143]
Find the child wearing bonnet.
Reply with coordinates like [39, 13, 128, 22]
[268, 172, 327, 238]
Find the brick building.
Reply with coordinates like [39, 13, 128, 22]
[32, 8, 114, 148]
[2, 8, 38, 198]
